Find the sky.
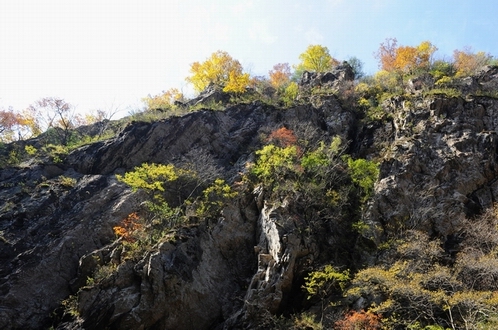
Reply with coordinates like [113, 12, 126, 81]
[1, 0, 497, 117]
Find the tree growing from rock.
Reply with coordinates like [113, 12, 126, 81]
[142, 88, 185, 111]
[27, 97, 80, 145]
[295, 44, 339, 74]
[269, 63, 292, 89]
[0, 108, 22, 142]
[375, 38, 437, 74]
[453, 47, 495, 77]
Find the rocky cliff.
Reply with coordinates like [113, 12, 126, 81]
[1, 66, 498, 329]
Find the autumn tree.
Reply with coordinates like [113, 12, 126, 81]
[142, 88, 185, 111]
[0, 108, 21, 142]
[269, 63, 291, 89]
[266, 127, 298, 147]
[453, 47, 494, 77]
[0, 107, 41, 142]
[186, 50, 250, 94]
[28, 97, 80, 145]
[335, 310, 382, 330]
[375, 37, 398, 72]
[295, 44, 339, 74]
[375, 38, 437, 74]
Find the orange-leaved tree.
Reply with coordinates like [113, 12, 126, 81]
[453, 47, 494, 77]
[376, 38, 437, 74]
[335, 310, 382, 330]
[0, 107, 45, 142]
[266, 127, 298, 147]
[113, 212, 143, 242]
[269, 63, 291, 89]
[0, 108, 23, 142]
[186, 50, 249, 94]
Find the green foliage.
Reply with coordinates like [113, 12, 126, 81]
[281, 82, 299, 107]
[116, 163, 199, 228]
[24, 145, 37, 156]
[347, 56, 366, 80]
[434, 76, 453, 87]
[196, 178, 238, 218]
[300, 137, 340, 172]
[345, 225, 498, 329]
[292, 312, 323, 330]
[430, 60, 455, 80]
[424, 87, 462, 98]
[61, 294, 80, 318]
[304, 265, 350, 298]
[42, 144, 69, 163]
[117, 163, 187, 192]
[58, 176, 77, 188]
[251, 144, 299, 185]
[295, 45, 339, 73]
[344, 156, 379, 202]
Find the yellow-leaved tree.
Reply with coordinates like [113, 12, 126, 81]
[142, 88, 184, 110]
[186, 50, 249, 94]
[295, 45, 339, 74]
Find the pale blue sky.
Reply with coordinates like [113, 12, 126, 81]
[1, 0, 497, 115]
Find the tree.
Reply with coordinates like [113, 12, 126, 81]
[28, 97, 80, 145]
[142, 88, 184, 111]
[375, 37, 398, 72]
[0, 107, 40, 142]
[453, 47, 494, 77]
[186, 50, 249, 93]
[295, 45, 339, 73]
[269, 63, 291, 89]
[347, 56, 365, 80]
[375, 38, 437, 74]
[0, 108, 21, 142]
[223, 70, 250, 95]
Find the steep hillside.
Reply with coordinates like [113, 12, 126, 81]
[2, 66, 498, 329]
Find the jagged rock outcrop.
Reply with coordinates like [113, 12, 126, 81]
[298, 62, 354, 97]
[184, 84, 230, 108]
[364, 94, 498, 243]
[66, 101, 354, 176]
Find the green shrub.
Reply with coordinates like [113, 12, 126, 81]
[304, 265, 350, 299]
[59, 176, 77, 188]
[24, 145, 37, 156]
[344, 156, 379, 202]
[196, 178, 238, 218]
[251, 144, 299, 185]
[281, 82, 299, 107]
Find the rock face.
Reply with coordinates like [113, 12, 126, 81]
[298, 62, 354, 96]
[365, 94, 498, 240]
[0, 100, 353, 329]
[3, 68, 498, 329]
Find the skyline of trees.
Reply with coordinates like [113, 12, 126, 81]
[1, 38, 497, 143]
